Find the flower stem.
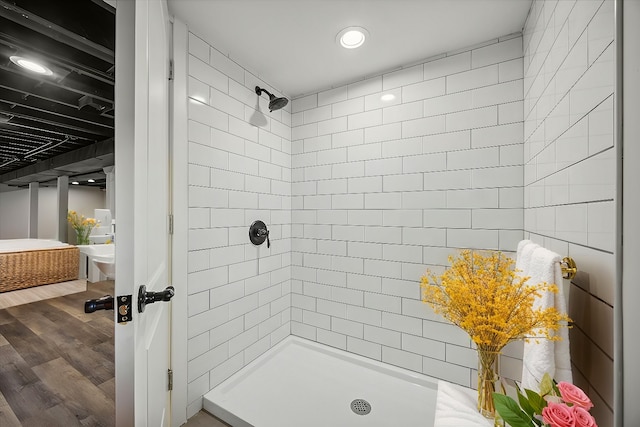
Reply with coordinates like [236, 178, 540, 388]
[478, 349, 499, 418]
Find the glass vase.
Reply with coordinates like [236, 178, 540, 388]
[477, 348, 501, 420]
[76, 228, 90, 245]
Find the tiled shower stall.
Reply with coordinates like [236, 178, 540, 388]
[288, 34, 524, 383]
[183, 0, 614, 425]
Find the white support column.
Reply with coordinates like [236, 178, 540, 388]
[57, 175, 69, 242]
[28, 182, 39, 238]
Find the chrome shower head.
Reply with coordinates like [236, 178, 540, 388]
[255, 86, 288, 112]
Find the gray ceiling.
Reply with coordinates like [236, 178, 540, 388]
[0, 0, 115, 190]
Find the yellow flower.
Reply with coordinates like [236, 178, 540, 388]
[421, 250, 570, 353]
[67, 210, 100, 245]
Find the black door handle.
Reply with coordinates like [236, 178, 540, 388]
[138, 285, 175, 313]
[85, 295, 114, 313]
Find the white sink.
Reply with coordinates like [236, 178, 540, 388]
[92, 257, 115, 279]
[77, 244, 115, 258]
[89, 234, 113, 244]
[77, 244, 115, 280]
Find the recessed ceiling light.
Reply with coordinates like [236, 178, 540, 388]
[71, 181, 79, 185]
[337, 27, 369, 49]
[88, 179, 95, 183]
[9, 56, 53, 76]
[380, 93, 396, 102]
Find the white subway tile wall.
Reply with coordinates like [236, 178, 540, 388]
[290, 37, 525, 387]
[186, 32, 291, 415]
[523, 1, 614, 425]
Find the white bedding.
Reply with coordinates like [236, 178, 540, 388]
[0, 239, 71, 253]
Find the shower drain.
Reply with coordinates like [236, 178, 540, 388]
[350, 399, 372, 415]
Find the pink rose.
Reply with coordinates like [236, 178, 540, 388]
[558, 382, 594, 410]
[542, 402, 576, 427]
[573, 406, 597, 427]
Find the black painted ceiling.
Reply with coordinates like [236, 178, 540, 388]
[0, 0, 115, 189]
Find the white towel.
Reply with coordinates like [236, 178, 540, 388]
[515, 239, 537, 275]
[521, 247, 572, 392]
[434, 381, 493, 427]
[516, 239, 533, 261]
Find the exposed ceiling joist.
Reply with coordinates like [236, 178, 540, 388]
[0, 102, 112, 137]
[0, 63, 113, 107]
[0, 133, 84, 157]
[0, 87, 114, 128]
[0, 63, 113, 104]
[0, 0, 114, 64]
[0, 124, 91, 143]
[0, 79, 83, 110]
[0, 33, 115, 85]
[0, 0, 115, 184]
[0, 138, 114, 186]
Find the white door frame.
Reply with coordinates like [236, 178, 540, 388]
[620, 1, 640, 426]
[113, 1, 135, 423]
[170, 17, 189, 427]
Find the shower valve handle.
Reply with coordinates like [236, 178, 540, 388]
[256, 228, 271, 248]
[249, 220, 271, 248]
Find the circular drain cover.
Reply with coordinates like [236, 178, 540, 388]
[350, 399, 371, 415]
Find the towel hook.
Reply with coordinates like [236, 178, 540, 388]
[560, 257, 577, 280]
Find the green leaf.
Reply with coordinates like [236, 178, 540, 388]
[493, 393, 534, 427]
[524, 388, 547, 414]
[539, 373, 554, 396]
[516, 388, 536, 418]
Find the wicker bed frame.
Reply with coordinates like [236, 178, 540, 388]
[0, 246, 80, 293]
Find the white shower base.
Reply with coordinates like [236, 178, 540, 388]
[203, 336, 438, 427]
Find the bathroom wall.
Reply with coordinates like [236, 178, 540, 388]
[182, 2, 616, 420]
[185, 32, 292, 415]
[0, 186, 106, 240]
[290, 36, 525, 387]
[522, 0, 614, 425]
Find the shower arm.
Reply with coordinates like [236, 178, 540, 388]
[255, 87, 275, 98]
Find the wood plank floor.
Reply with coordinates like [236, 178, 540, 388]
[183, 410, 231, 427]
[0, 280, 88, 310]
[0, 281, 115, 427]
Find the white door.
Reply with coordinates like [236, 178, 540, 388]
[114, 0, 173, 425]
